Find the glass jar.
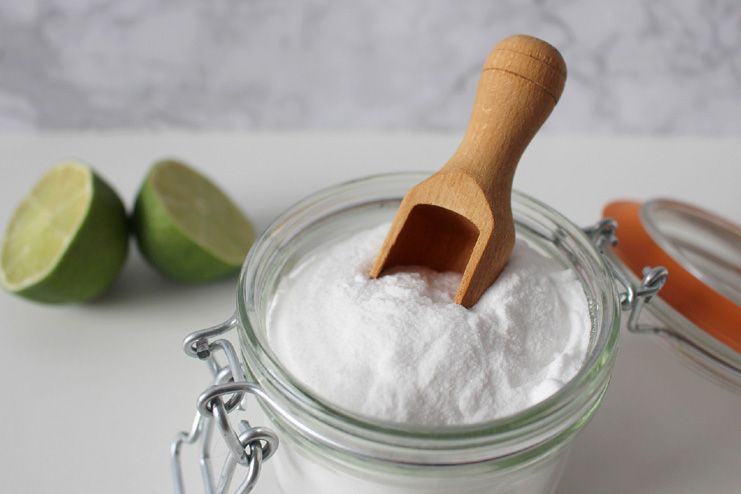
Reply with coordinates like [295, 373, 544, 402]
[208, 173, 620, 494]
[171, 173, 737, 494]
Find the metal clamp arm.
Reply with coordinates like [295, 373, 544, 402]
[583, 219, 669, 333]
[171, 316, 279, 494]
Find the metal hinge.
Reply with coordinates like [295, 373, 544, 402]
[172, 317, 278, 494]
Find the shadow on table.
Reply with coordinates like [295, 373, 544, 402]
[90, 245, 240, 309]
[555, 333, 741, 493]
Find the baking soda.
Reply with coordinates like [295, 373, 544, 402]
[268, 223, 590, 426]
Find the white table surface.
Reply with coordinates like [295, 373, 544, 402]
[0, 132, 739, 493]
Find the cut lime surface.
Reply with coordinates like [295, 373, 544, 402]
[132, 160, 255, 283]
[0, 162, 129, 303]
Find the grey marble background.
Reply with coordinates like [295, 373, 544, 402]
[0, 0, 739, 134]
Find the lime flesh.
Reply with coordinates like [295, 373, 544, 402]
[0, 162, 129, 303]
[133, 160, 255, 282]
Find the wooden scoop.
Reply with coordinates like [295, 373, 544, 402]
[369, 35, 567, 307]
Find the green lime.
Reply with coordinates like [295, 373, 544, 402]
[0, 162, 129, 303]
[132, 160, 255, 283]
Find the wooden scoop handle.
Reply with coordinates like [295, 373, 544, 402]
[442, 35, 566, 200]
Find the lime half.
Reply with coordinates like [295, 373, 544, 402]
[132, 160, 255, 283]
[0, 162, 129, 303]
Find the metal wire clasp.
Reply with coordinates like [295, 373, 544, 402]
[617, 264, 669, 333]
[583, 219, 669, 333]
[171, 316, 279, 494]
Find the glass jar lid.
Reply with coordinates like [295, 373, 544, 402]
[603, 199, 740, 386]
[643, 200, 740, 305]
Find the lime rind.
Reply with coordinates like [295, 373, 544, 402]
[133, 160, 255, 283]
[0, 162, 92, 291]
[0, 162, 129, 303]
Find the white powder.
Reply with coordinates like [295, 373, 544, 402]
[268, 223, 590, 426]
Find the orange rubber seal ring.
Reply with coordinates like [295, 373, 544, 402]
[603, 201, 741, 352]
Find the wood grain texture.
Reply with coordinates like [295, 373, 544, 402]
[369, 35, 567, 307]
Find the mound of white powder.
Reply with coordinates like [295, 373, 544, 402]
[268, 223, 590, 426]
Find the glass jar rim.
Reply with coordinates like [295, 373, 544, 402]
[236, 173, 620, 459]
